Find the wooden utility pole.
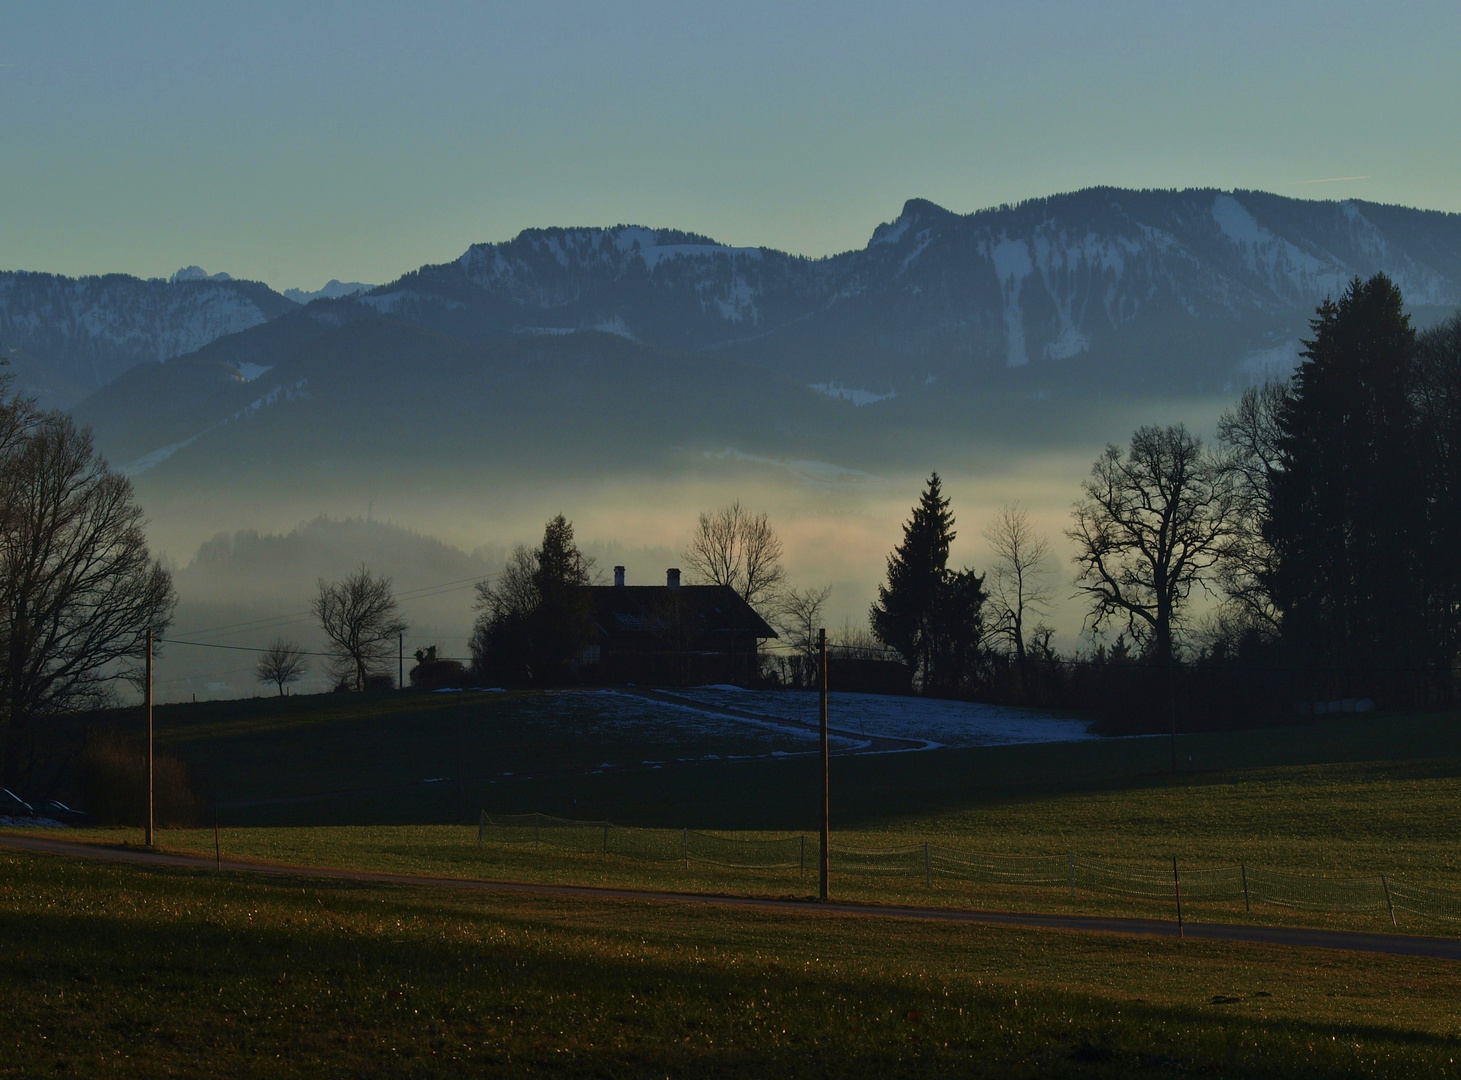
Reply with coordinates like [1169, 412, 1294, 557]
[399, 632, 404, 690]
[1169, 661, 1178, 773]
[819, 627, 829, 901]
[145, 629, 154, 847]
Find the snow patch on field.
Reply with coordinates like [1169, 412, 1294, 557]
[560, 689, 861, 752]
[674, 688, 1094, 748]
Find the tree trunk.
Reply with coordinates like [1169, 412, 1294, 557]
[2, 705, 28, 791]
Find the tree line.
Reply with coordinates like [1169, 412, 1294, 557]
[866, 275, 1461, 729]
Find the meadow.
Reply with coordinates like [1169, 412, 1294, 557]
[5, 847, 1461, 1078]
[26, 694, 1461, 934]
[9, 690, 1461, 1075]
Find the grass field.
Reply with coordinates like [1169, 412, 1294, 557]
[5, 848, 1461, 1078]
[10, 691, 1461, 1073]
[26, 745, 1461, 936]
[19, 696, 1461, 931]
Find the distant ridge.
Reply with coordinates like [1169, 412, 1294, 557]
[12, 187, 1461, 480]
[284, 279, 377, 304]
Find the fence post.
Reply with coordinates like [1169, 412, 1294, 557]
[1381, 874, 1396, 927]
[534, 812, 540, 851]
[214, 804, 221, 870]
[800, 835, 805, 878]
[1173, 856, 1184, 937]
[924, 842, 931, 889]
[684, 827, 689, 870]
[1068, 852, 1075, 899]
[1241, 862, 1250, 912]
[603, 822, 609, 857]
[477, 810, 483, 848]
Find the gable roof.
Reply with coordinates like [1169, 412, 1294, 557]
[586, 583, 777, 640]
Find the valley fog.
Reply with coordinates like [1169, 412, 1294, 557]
[144, 396, 1230, 703]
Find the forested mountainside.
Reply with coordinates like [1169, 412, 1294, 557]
[0, 271, 295, 404]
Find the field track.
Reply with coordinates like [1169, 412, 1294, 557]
[7, 831, 1461, 962]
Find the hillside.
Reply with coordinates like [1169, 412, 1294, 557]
[0, 270, 297, 406]
[74, 316, 853, 484]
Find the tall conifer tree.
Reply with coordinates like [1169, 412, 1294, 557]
[1266, 274, 1423, 691]
[871, 473, 985, 690]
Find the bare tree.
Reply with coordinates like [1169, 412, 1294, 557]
[1067, 424, 1238, 665]
[777, 584, 831, 685]
[1214, 381, 1287, 641]
[0, 403, 175, 786]
[983, 503, 1053, 667]
[313, 565, 407, 691]
[1026, 623, 1057, 661]
[831, 619, 886, 660]
[255, 638, 308, 696]
[682, 500, 786, 614]
[472, 545, 538, 631]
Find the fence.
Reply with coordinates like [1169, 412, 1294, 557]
[478, 812, 1461, 925]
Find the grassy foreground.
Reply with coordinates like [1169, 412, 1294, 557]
[4, 849, 1461, 1079]
[34, 749, 1461, 935]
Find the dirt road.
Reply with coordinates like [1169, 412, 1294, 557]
[4, 831, 1459, 961]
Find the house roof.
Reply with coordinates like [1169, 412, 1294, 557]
[586, 584, 778, 640]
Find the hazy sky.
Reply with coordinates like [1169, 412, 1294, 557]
[3, 1, 1457, 292]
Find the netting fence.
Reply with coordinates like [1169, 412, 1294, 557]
[479, 811, 1461, 925]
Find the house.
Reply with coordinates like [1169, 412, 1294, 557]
[582, 566, 777, 685]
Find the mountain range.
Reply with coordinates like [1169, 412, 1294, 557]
[7, 187, 1461, 486]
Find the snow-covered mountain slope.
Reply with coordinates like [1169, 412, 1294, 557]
[54, 187, 1461, 490]
[349, 188, 1461, 394]
[0, 271, 296, 404]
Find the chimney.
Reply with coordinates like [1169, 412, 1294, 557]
[667, 568, 681, 590]
[614, 565, 625, 588]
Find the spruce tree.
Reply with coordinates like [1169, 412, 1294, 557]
[529, 514, 596, 680]
[871, 474, 985, 690]
[1266, 274, 1423, 693]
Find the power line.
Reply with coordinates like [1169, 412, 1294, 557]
[158, 636, 472, 665]
[161, 638, 335, 658]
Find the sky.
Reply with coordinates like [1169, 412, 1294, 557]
[2, 1, 1458, 293]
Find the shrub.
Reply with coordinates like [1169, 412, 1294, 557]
[80, 732, 200, 827]
[410, 658, 467, 690]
